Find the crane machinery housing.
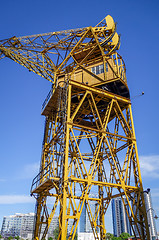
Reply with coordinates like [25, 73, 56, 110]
[0, 15, 150, 240]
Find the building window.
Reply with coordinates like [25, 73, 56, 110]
[99, 64, 104, 74]
[96, 65, 99, 74]
[106, 63, 108, 72]
[91, 63, 108, 75]
[91, 67, 95, 74]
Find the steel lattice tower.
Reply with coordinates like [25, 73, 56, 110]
[0, 15, 150, 240]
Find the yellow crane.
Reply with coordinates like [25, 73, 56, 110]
[0, 15, 150, 240]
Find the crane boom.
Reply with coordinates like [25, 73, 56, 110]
[0, 15, 119, 84]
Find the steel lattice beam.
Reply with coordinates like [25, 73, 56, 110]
[0, 15, 150, 240]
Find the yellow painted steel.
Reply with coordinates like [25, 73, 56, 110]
[0, 15, 150, 240]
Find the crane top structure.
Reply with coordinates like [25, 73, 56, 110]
[0, 15, 127, 95]
[0, 15, 150, 240]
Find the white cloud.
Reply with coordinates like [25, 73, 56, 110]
[0, 195, 35, 204]
[18, 162, 39, 179]
[139, 155, 159, 178]
[0, 179, 6, 182]
[150, 188, 159, 198]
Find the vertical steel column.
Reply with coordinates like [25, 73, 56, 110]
[128, 104, 150, 240]
[59, 84, 72, 240]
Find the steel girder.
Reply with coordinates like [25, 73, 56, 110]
[0, 15, 120, 85]
[0, 14, 150, 240]
[30, 80, 150, 240]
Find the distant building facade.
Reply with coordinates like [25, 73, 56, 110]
[144, 189, 158, 240]
[111, 197, 132, 237]
[78, 198, 100, 240]
[78, 232, 100, 240]
[1, 213, 59, 239]
[1, 213, 35, 238]
[79, 201, 99, 234]
[48, 215, 59, 237]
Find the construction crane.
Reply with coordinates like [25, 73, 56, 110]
[0, 15, 150, 240]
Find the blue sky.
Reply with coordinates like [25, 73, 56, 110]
[0, 0, 159, 234]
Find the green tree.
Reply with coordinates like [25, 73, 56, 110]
[52, 227, 77, 240]
[53, 227, 59, 240]
[15, 236, 20, 240]
[0, 234, 2, 239]
[120, 233, 131, 240]
[105, 232, 114, 240]
[66, 232, 77, 240]
[8, 237, 13, 240]
[74, 233, 78, 240]
[48, 237, 53, 240]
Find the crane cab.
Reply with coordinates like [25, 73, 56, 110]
[57, 51, 130, 99]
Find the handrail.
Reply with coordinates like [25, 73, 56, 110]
[41, 85, 54, 113]
[30, 162, 55, 194]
